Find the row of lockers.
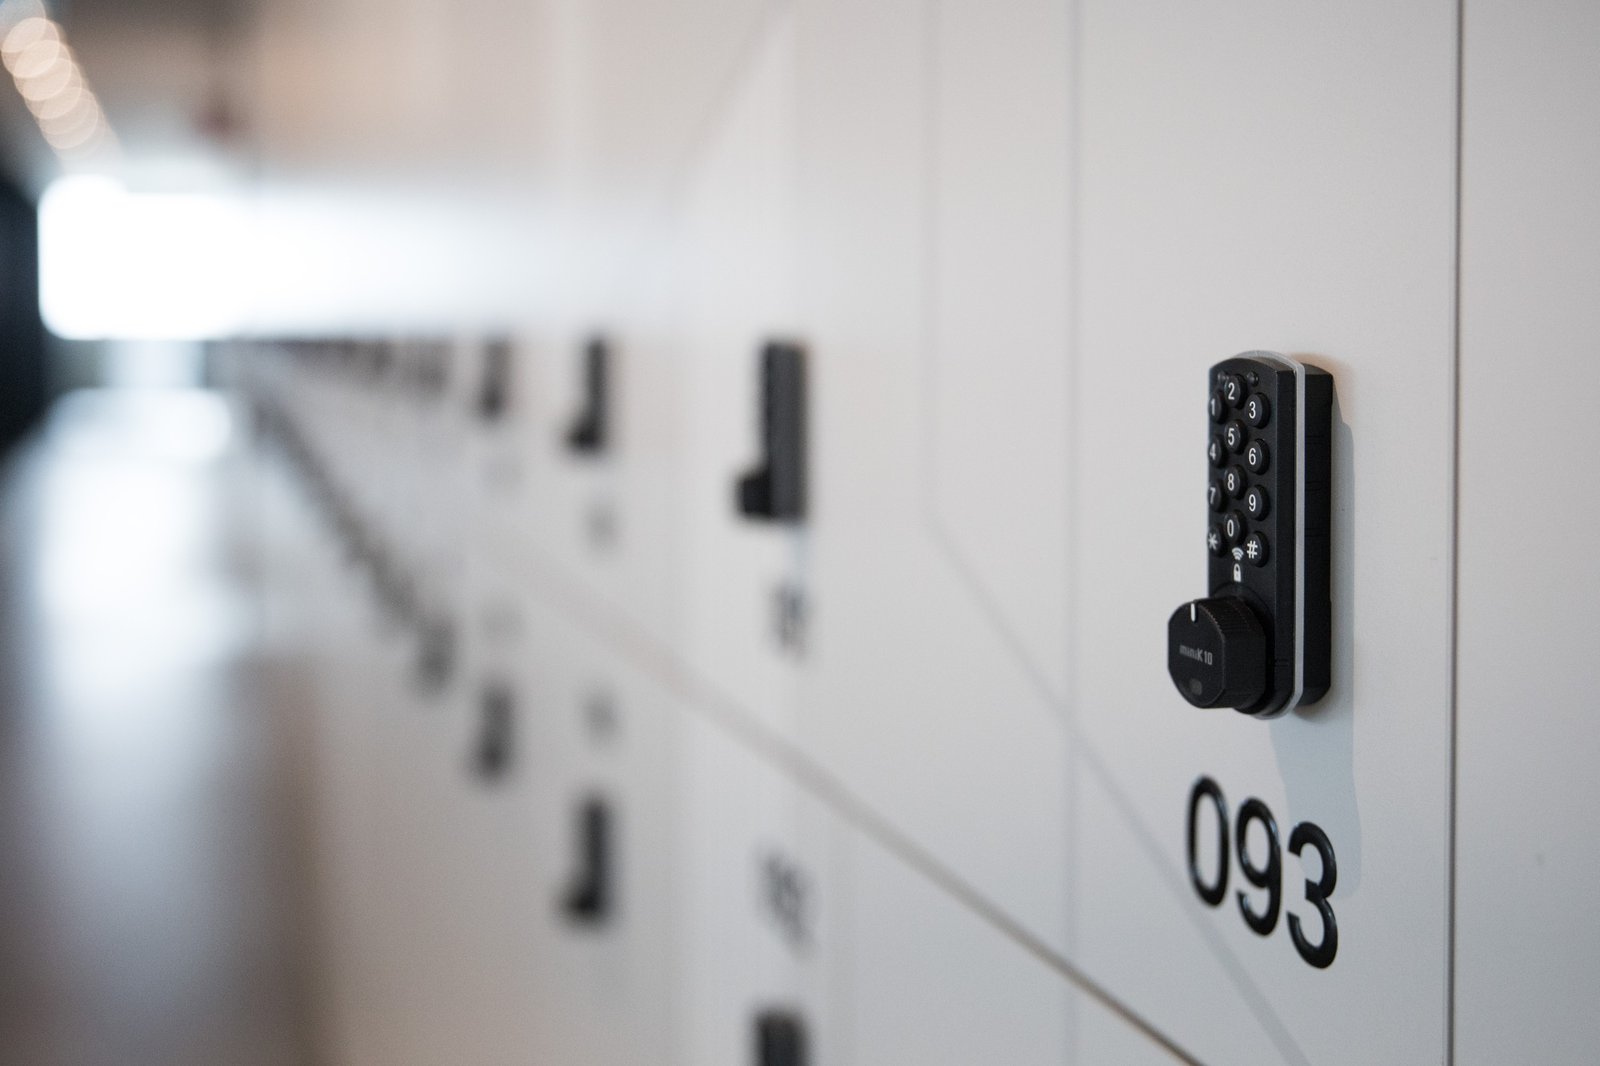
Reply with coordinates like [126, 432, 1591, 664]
[230, 338, 1178, 1066]
[226, 308, 1388, 1066]
[216, 0, 1600, 1063]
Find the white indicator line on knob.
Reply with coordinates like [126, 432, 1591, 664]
[1190, 602, 1196, 622]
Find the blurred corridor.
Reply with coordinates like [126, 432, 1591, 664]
[0, 390, 316, 1066]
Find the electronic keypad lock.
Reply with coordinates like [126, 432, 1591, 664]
[736, 341, 806, 523]
[566, 336, 610, 454]
[753, 1010, 807, 1066]
[560, 795, 613, 925]
[1168, 352, 1332, 717]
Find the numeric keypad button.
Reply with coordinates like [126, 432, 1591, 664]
[1207, 526, 1225, 555]
[1224, 466, 1246, 497]
[1208, 482, 1225, 512]
[1224, 421, 1246, 452]
[1245, 439, 1269, 473]
[1244, 393, 1270, 427]
[1220, 374, 1245, 406]
[1245, 485, 1270, 519]
[1209, 436, 1225, 467]
[1223, 511, 1245, 544]
[1244, 532, 1269, 566]
[1210, 391, 1227, 423]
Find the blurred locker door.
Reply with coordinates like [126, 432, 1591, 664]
[519, 596, 678, 1066]
[512, 0, 779, 646]
[1455, 1, 1600, 1061]
[668, 4, 807, 748]
[839, 821, 1193, 1066]
[669, 714, 844, 1066]
[1069, 1, 1459, 1063]
[360, 339, 484, 1066]
[793, 0, 1077, 959]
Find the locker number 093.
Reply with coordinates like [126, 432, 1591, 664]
[1186, 776, 1338, 969]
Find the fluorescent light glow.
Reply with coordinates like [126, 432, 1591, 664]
[40, 176, 249, 339]
[20, 56, 77, 100]
[1, 16, 55, 65]
[45, 116, 103, 151]
[0, 4, 114, 162]
[28, 80, 84, 119]
[8, 35, 62, 78]
[37, 93, 95, 133]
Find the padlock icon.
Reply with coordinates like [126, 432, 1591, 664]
[1232, 562, 1243, 583]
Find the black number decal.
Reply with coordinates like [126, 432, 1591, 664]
[760, 851, 812, 950]
[1186, 780, 1337, 968]
[1287, 822, 1339, 969]
[1234, 798, 1281, 936]
[1186, 777, 1228, 907]
[772, 583, 808, 656]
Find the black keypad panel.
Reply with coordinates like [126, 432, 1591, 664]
[1201, 353, 1332, 717]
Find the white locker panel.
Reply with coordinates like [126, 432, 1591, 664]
[842, 811, 1190, 1065]
[463, 338, 532, 499]
[1073, 1003, 1192, 1066]
[517, 599, 678, 1066]
[673, 8, 804, 732]
[504, 328, 684, 640]
[672, 713, 842, 1066]
[842, 834, 1070, 1066]
[1456, 1, 1600, 1061]
[542, 0, 775, 238]
[387, 580, 543, 1066]
[1070, 2, 1458, 1063]
[292, 518, 391, 1066]
[792, 0, 1070, 952]
[352, 589, 472, 1066]
[926, 0, 1074, 703]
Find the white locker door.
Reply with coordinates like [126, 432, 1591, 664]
[520, 598, 678, 1066]
[1455, 1, 1600, 1061]
[671, 713, 841, 1066]
[510, 327, 683, 638]
[670, 7, 805, 735]
[293, 497, 390, 1066]
[1071, 2, 1458, 1063]
[841, 833, 1069, 1066]
[924, 0, 1075, 706]
[792, 0, 1073, 955]
[842, 814, 1198, 1065]
[499, 0, 778, 645]
[387, 570, 543, 1066]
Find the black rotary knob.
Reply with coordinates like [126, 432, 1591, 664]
[1167, 597, 1267, 709]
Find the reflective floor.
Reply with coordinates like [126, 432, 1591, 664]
[0, 390, 317, 1066]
